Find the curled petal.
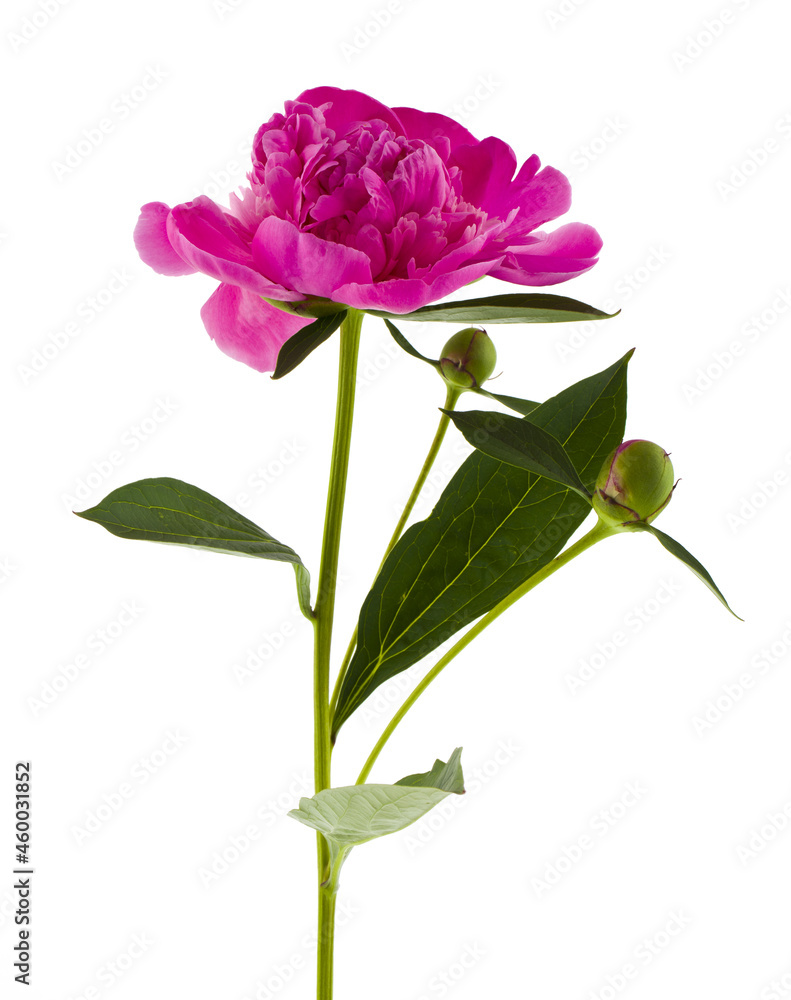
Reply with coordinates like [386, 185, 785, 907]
[168, 197, 302, 300]
[491, 223, 603, 285]
[133, 203, 196, 276]
[200, 283, 311, 373]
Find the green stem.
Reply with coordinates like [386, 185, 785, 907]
[316, 848, 347, 1000]
[316, 884, 337, 1000]
[328, 383, 462, 721]
[356, 518, 615, 784]
[312, 308, 363, 999]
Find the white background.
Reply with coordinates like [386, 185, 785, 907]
[3, 0, 791, 998]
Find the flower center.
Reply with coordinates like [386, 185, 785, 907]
[248, 106, 487, 282]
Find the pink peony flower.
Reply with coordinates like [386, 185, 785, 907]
[134, 86, 602, 372]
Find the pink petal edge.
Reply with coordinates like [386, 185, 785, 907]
[200, 283, 311, 373]
[133, 203, 197, 277]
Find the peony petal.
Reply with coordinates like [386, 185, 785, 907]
[352, 223, 387, 278]
[334, 255, 502, 314]
[252, 216, 372, 300]
[389, 143, 451, 218]
[428, 223, 509, 278]
[354, 167, 397, 234]
[168, 196, 302, 300]
[450, 136, 517, 211]
[490, 223, 603, 286]
[513, 154, 541, 186]
[134, 202, 197, 276]
[296, 87, 405, 136]
[200, 283, 312, 373]
[394, 106, 479, 152]
[507, 165, 572, 232]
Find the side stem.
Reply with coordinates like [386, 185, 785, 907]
[329, 383, 462, 720]
[356, 518, 615, 783]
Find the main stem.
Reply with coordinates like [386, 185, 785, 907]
[316, 886, 337, 999]
[313, 308, 363, 999]
[328, 383, 462, 720]
[356, 518, 615, 784]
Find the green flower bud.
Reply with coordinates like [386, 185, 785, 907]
[592, 439, 675, 527]
[439, 328, 497, 389]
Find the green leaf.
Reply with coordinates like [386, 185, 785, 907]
[76, 477, 313, 619]
[272, 310, 347, 379]
[288, 749, 465, 850]
[395, 747, 465, 793]
[370, 293, 618, 325]
[332, 351, 633, 735]
[473, 388, 540, 416]
[383, 318, 438, 366]
[624, 522, 740, 618]
[444, 408, 592, 499]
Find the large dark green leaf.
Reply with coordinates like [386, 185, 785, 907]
[272, 310, 347, 379]
[76, 477, 312, 618]
[444, 408, 591, 499]
[624, 522, 740, 618]
[370, 293, 617, 325]
[332, 351, 633, 735]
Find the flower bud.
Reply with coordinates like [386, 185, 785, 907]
[439, 328, 497, 389]
[592, 439, 675, 527]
